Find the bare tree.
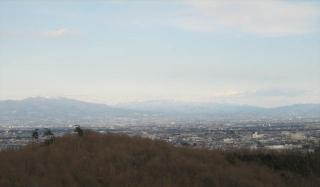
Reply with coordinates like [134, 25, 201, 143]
[32, 129, 39, 140]
[74, 125, 84, 137]
[43, 128, 55, 145]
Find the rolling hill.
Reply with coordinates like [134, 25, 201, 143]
[0, 132, 319, 187]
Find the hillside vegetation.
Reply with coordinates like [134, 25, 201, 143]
[0, 132, 319, 187]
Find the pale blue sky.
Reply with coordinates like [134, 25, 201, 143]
[1, 1, 320, 106]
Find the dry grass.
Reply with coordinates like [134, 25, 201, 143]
[0, 131, 319, 187]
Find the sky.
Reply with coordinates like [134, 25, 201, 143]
[0, 0, 320, 107]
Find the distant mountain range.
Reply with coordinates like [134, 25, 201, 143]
[0, 97, 134, 125]
[0, 97, 319, 126]
[116, 100, 320, 118]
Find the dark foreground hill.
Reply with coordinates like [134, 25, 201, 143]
[0, 133, 319, 187]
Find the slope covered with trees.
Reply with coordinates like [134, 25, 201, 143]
[0, 132, 319, 187]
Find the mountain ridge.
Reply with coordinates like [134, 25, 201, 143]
[0, 97, 319, 126]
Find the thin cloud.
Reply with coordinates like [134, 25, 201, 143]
[175, 0, 320, 36]
[0, 28, 73, 38]
[42, 28, 69, 37]
[249, 89, 308, 97]
[214, 89, 309, 99]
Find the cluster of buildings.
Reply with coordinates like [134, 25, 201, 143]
[103, 121, 320, 152]
[1, 120, 320, 152]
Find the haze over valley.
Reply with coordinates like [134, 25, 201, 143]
[1, 97, 319, 127]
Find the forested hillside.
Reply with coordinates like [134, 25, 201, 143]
[0, 132, 319, 187]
